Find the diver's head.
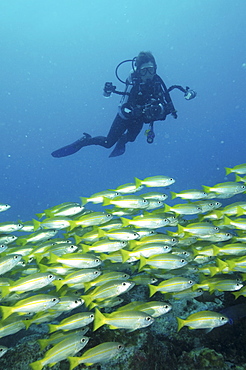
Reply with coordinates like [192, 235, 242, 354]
[135, 51, 157, 82]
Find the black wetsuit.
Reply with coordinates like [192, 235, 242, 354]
[87, 74, 175, 148]
[51, 74, 176, 158]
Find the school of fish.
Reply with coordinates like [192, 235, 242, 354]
[0, 164, 246, 369]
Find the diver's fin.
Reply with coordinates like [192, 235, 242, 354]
[109, 136, 127, 158]
[51, 133, 91, 158]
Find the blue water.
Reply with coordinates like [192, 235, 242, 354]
[0, 0, 245, 222]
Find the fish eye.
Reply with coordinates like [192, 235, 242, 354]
[94, 271, 100, 275]
[52, 298, 57, 302]
[14, 255, 19, 259]
[188, 280, 193, 284]
[95, 259, 100, 263]
[81, 338, 86, 343]
[106, 214, 111, 218]
[90, 314, 94, 318]
[143, 199, 148, 203]
[164, 305, 169, 309]
[48, 275, 53, 279]
[221, 316, 226, 321]
[118, 344, 123, 350]
[181, 259, 186, 263]
[146, 316, 152, 321]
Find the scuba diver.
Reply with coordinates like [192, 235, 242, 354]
[51, 51, 196, 158]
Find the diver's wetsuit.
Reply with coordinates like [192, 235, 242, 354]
[51, 74, 176, 158]
[81, 114, 144, 157]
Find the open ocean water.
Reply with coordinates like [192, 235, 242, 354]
[0, 1, 246, 369]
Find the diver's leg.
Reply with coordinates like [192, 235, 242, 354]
[126, 120, 144, 142]
[95, 114, 127, 148]
[51, 114, 127, 157]
[51, 133, 92, 158]
[109, 119, 144, 157]
[109, 134, 128, 157]
[109, 120, 144, 158]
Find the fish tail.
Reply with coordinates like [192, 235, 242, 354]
[68, 356, 81, 370]
[44, 210, 53, 218]
[83, 282, 92, 292]
[163, 204, 171, 212]
[120, 217, 130, 227]
[35, 213, 43, 219]
[93, 308, 106, 331]
[48, 323, 57, 334]
[81, 244, 90, 253]
[48, 253, 59, 264]
[69, 220, 77, 231]
[225, 167, 232, 176]
[0, 305, 13, 321]
[235, 174, 243, 182]
[216, 258, 229, 272]
[138, 256, 147, 272]
[223, 215, 232, 225]
[81, 294, 92, 307]
[170, 191, 177, 200]
[202, 185, 211, 193]
[134, 177, 142, 188]
[80, 196, 88, 205]
[120, 249, 130, 263]
[37, 338, 49, 351]
[212, 245, 220, 256]
[237, 206, 245, 217]
[29, 360, 43, 370]
[232, 291, 240, 300]
[32, 219, 41, 231]
[209, 266, 218, 277]
[176, 317, 185, 332]
[148, 284, 157, 297]
[53, 280, 64, 292]
[102, 197, 111, 206]
[38, 263, 48, 273]
[1, 286, 11, 298]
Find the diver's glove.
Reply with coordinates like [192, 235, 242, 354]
[184, 86, 197, 100]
